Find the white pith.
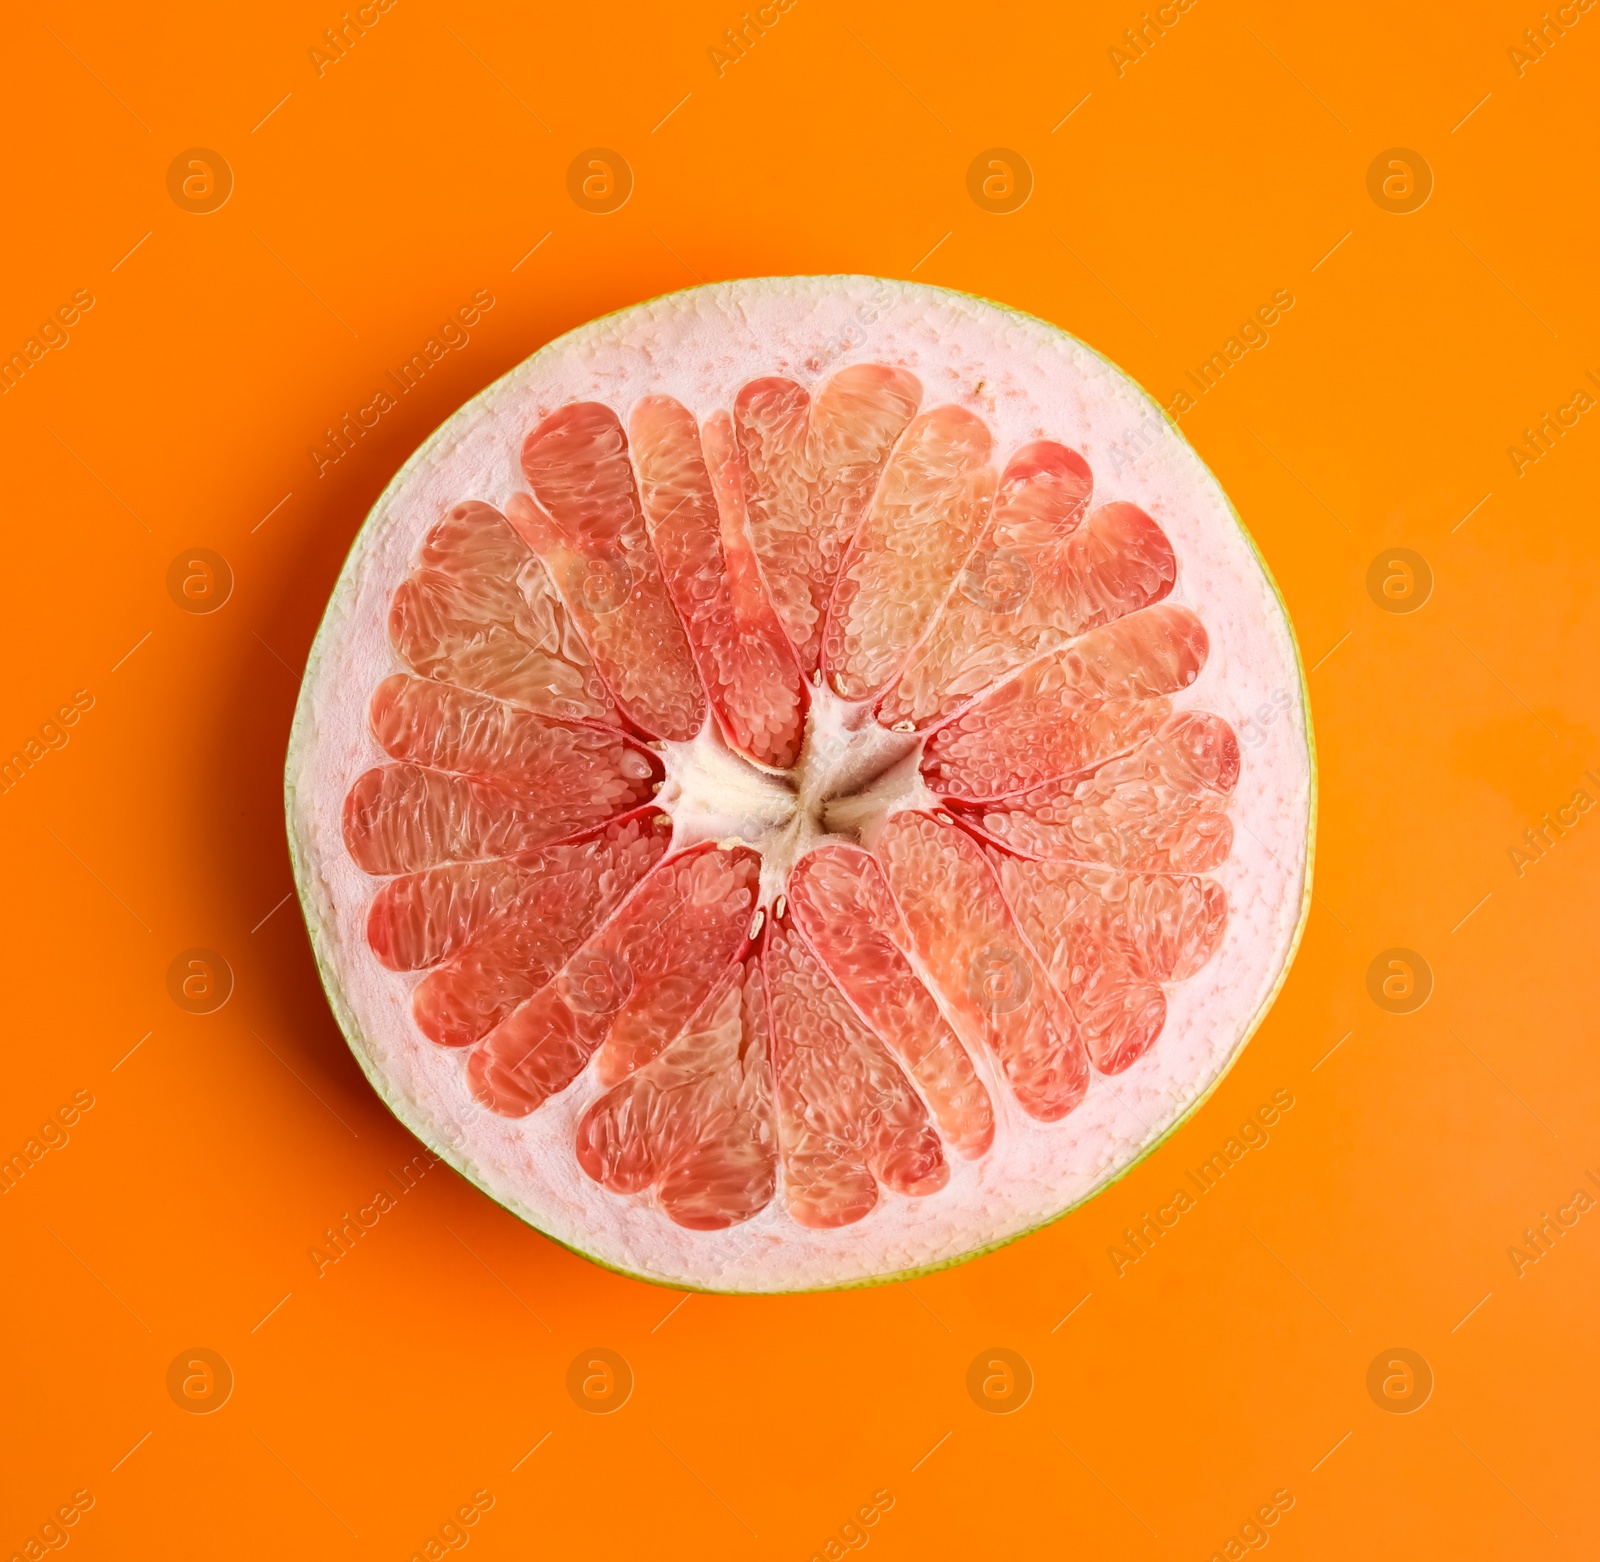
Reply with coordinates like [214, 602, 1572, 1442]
[660, 684, 932, 903]
[286, 276, 1315, 1293]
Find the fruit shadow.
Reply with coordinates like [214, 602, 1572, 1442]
[215, 411, 412, 1140]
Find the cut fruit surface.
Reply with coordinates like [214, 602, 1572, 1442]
[630, 396, 806, 769]
[288, 277, 1313, 1292]
[823, 403, 996, 701]
[972, 709, 1240, 869]
[788, 845, 995, 1160]
[465, 841, 761, 1116]
[878, 811, 1090, 1123]
[576, 962, 777, 1231]
[736, 364, 922, 675]
[511, 403, 705, 741]
[918, 603, 1210, 802]
[401, 815, 670, 1047]
[765, 918, 949, 1228]
[387, 501, 618, 723]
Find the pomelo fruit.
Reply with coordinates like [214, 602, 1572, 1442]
[287, 277, 1313, 1293]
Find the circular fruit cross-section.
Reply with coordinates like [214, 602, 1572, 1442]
[288, 277, 1313, 1292]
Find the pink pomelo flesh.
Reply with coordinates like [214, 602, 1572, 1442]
[288, 278, 1312, 1292]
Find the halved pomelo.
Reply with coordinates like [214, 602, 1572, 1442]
[287, 277, 1313, 1293]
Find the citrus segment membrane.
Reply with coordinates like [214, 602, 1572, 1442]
[918, 603, 1209, 801]
[342, 678, 658, 875]
[465, 842, 760, 1117]
[289, 277, 1312, 1291]
[366, 860, 528, 973]
[765, 917, 949, 1230]
[788, 845, 995, 1158]
[972, 710, 1239, 869]
[401, 815, 670, 1047]
[882, 460, 1180, 730]
[735, 364, 922, 674]
[576, 961, 777, 1231]
[630, 396, 806, 769]
[387, 501, 618, 723]
[823, 404, 997, 701]
[511, 402, 705, 741]
[995, 858, 1229, 1075]
[367, 674, 659, 808]
[877, 811, 1090, 1122]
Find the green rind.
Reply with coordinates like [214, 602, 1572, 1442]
[285, 275, 1317, 1295]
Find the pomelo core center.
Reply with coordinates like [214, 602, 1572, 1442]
[657, 684, 932, 899]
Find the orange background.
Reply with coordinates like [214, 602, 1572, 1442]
[4, 1, 1598, 1557]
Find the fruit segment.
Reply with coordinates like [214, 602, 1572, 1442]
[999, 862, 1230, 986]
[824, 405, 997, 700]
[343, 765, 561, 875]
[735, 365, 922, 673]
[629, 396, 805, 768]
[366, 859, 528, 972]
[882, 443, 1178, 728]
[976, 711, 1239, 869]
[410, 816, 670, 1048]
[920, 603, 1209, 801]
[368, 674, 658, 803]
[511, 402, 706, 741]
[467, 844, 760, 1116]
[387, 501, 617, 722]
[575, 962, 777, 1230]
[995, 858, 1228, 1073]
[876, 811, 1090, 1122]
[764, 918, 948, 1228]
[788, 845, 994, 1158]
[346, 679, 657, 873]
